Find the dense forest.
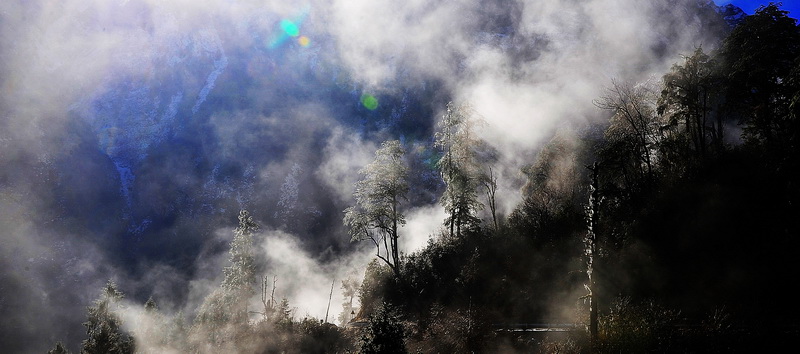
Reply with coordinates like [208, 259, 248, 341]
[38, 3, 800, 353]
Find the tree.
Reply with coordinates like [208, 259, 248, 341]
[480, 167, 499, 231]
[258, 274, 278, 321]
[81, 280, 135, 354]
[144, 297, 157, 312]
[595, 79, 661, 188]
[720, 3, 800, 150]
[48, 342, 70, 354]
[435, 102, 484, 237]
[358, 259, 394, 317]
[583, 163, 602, 348]
[338, 277, 361, 325]
[194, 210, 259, 346]
[659, 46, 724, 159]
[515, 129, 582, 235]
[275, 163, 302, 229]
[221, 209, 259, 316]
[360, 303, 406, 354]
[344, 140, 409, 278]
[273, 298, 294, 330]
[166, 311, 188, 351]
[138, 296, 167, 351]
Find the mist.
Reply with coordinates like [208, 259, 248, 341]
[1, 0, 743, 352]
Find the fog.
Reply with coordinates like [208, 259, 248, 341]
[0, 0, 731, 351]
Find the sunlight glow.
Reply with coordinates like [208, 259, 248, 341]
[298, 36, 310, 47]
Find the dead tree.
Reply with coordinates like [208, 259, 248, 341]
[258, 275, 277, 320]
[584, 162, 601, 347]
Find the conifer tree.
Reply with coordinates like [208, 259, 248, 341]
[222, 209, 259, 313]
[48, 342, 70, 354]
[81, 280, 134, 354]
[194, 210, 259, 346]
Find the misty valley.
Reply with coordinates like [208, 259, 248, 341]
[2, 0, 800, 353]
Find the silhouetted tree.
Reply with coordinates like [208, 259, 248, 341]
[48, 342, 70, 354]
[358, 259, 394, 316]
[361, 303, 406, 354]
[720, 3, 800, 151]
[659, 46, 724, 159]
[144, 296, 157, 312]
[481, 167, 499, 231]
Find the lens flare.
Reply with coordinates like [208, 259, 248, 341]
[298, 36, 310, 47]
[280, 19, 299, 37]
[360, 94, 378, 110]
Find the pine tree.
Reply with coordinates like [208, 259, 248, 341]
[222, 209, 259, 316]
[80, 280, 134, 354]
[48, 342, 70, 354]
[194, 210, 259, 346]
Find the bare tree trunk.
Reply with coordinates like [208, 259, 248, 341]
[585, 162, 601, 349]
[456, 206, 462, 238]
[324, 279, 335, 323]
[392, 195, 400, 271]
[485, 167, 498, 231]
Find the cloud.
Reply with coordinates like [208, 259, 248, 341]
[255, 229, 374, 321]
[401, 204, 448, 253]
[316, 127, 378, 203]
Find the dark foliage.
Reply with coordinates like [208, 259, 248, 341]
[361, 303, 407, 354]
[48, 342, 70, 354]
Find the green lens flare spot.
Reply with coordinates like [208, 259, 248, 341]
[281, 20, 299, 37]
[360, 94, 378, 110]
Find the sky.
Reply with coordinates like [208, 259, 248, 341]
[715, 0, 800, 16]
[0, 0, 790, 352]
